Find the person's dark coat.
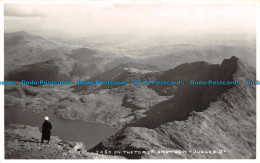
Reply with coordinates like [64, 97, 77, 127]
[41, 120, 52, 142]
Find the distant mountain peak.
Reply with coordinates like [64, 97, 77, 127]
[9, 31, 31, 37]
[13, 31, 28, 34]
[6, 31, 43, 40]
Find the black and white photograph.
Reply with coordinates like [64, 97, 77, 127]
[1, 0, 259, 160]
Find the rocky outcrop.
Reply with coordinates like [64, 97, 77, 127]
[5, 124, 124, 159]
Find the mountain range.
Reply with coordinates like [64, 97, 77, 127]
[4, 31, 256, 159]
[5, 31, 256, 82]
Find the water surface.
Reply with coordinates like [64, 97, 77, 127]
[5, 107, 117, 150]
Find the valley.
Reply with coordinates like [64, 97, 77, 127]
[4, 31, 256, 159]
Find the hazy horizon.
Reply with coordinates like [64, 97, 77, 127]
[5, 3, 256, 38]
[4, 2, 256, 57]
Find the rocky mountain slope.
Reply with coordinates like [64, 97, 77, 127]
[89, 57, 256, 159]
[4, 31, 256, 159]
[129, 57, 238, 128]
[4, 62, 167, 129]
[50, 84, 171, 129]
[5, 124, 123, 159]
[49, 62, 169, 128]
[5, 56, 255, 134]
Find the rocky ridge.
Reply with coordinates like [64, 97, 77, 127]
[89, 57, 256, 159]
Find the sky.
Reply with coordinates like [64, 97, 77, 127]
[4, 2, 256, 38]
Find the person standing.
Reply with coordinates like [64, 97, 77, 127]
[41, 116, 52, 144]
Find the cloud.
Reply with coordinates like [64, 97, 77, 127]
[4, 3, 256, 36]
[4, 4, 46, 17]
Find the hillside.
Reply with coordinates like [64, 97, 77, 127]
[5, 32, 255, 82]
[4, 31, 71, 74]
[129, 57, 238, 128]
[4, 32, 121, 81]
[4, 32, 256, 159]
[89, 57, 256, 159]
[5, 124, 123, 159]
[50, 63, 167, 128]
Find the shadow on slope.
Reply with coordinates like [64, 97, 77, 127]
[89, 56, 256, 159]
[128, 56, 239, 129]
[5, 60, 69, 84]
